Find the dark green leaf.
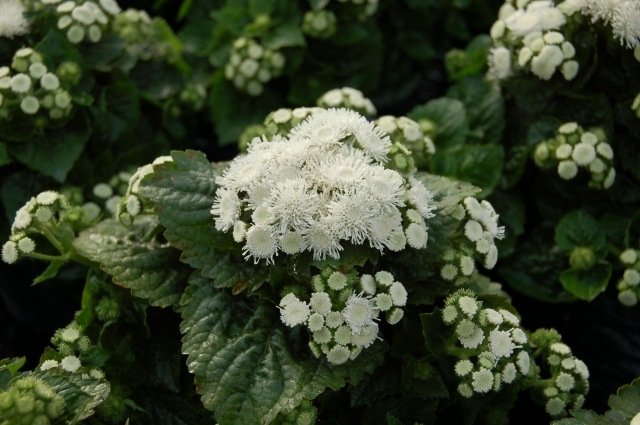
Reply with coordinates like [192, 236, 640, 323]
[8, 113, 90, 182]
[408, 98, 468, 148]
[181, 280, 383, 425]
[33, 259, 66, 285]
[554, 210, 607, 253]
[263, 22, 305, 50]
[73, 216, 188, 308]
[0, 142, 11, 166]
[138, 150, 268, 292]
[431, 144, 504, 197]
[559, 262, 612, 301]
[0, 357, 25, 388]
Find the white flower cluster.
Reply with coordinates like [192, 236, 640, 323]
[116, 155, 173, 224]
[578, 0, 640, 49]
[278, 269, 407, 364]
[317, 87, 377, 117]
[441, 290, 531, 397]
[440, 197, 505, 282]
[302, 9, 337, 39]
[375, 115, 436, 169]
[224, 37, 285, 96]
[0, 0, 29, 39]
[2, 191, 69, 264]
[538, 341, 589, 417]
[211, 108, 436, 263]
[42, 0, 121, 44]
[113, 9, 176, 62]
[534, 122, 616, 189]
[617, 248, 640, 307]
[489, 0, 579, 81]
[0, 48, 73, 120]
[51, 322, 92, 357]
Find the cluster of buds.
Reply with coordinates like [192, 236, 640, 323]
[224, 37, 285, 96]
[51, 322, 91, 357]
[375, 115, 436, 170]
[278, 269, 407, 365]
[262, 107, 321, 138]
[488, 0, 578, 81]
[529, 331, 589, 418]
[115, 156, 172, 225]
[112, 9, 178, 62]
[534, 122, 616, 189]
[302, 9, 337, 39]
[617, 248, 640, 307]
[179, 82, 207, 111]
[441, 290, 531, 398]
[0, 48, 74, 122]
[43, 0, 121, 44]
[316, 87, 376, 117]
[0, 376, 65, 425]
[439, 197, 505, 283]
[88, 171, 132, 220]
[2, 191, 70, 264]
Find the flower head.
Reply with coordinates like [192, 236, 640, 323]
[0, 0, 28, 38]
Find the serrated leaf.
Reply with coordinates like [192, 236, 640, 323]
[559, 262, 611, 301]
[408, 98, 468, 148]
[73, 216, 187, 307]
[138, 150, 268, 292]
[33, 369, 110, 424]
[181, 281, 383, 425]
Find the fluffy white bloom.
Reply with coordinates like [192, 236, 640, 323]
[0, 0, 28, 38]
[488, 47, 512, 79]
[611, 1, 640, 48]
[504, 1, 566, 37]
[60, 355, 81, 372]
[243, 224, 278, 264]
[2, 241, 18, 264]
[471, 368, 494, 393]
[310, 291, 332, 315]
[343, 293, 378, 333]
[620, 249, 638, 264]
[490, 329, 515, 358]
[279, 295, 310, 327]
[40, 360, 59, 371]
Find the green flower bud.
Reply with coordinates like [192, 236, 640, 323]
[568, 246, 596, 270]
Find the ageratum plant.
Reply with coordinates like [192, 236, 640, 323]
[2, 104, 616, 424]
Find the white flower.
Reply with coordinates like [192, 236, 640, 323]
[488, 47, 512, 80]
[504, 2, 566, 37]
[60, 355, 81, 372]
[441, 264, 458, 281]
[326, 345, 351, 365]
[546, 397, 566, 416]
[489, 329, 515, 358]
[406, 222, 428, 249]
[243, 224, 278, 264]
[596, 142, 614, 159]
[572, 142, 596, 165]
[375, 293, 393, 311]
[2, 241, 18, 264]
[408, 178, 436, 219]
[603, 168, 616, 189]
[279, 295, 310, 327]
[460, 256, 475, 276]
[99, 0, 121, 15]
[484, 309, 504, 325]
[455, 360, 474, 376]
[0, 0, 28, 38]
[459, 327, 485, 349]
[516, 351, 530, 374]
[343, 293, 378, 333]
[327, 271, 348, 290]
[558, 160, 578, 179]
[500, 309, 520, 326]
[10, 73, 31, 93]
[29, 63, 48, 79]
[210, 188, 240, 232]
[389, 282, 408, 306]
[550, 342, 571, 355]
[309, 291, 332, 315]
[61, 326, 80, 343]
[375, 271, 394, 286]
[556, 372, 576, 391]
[386, 307, 404, 325]
[17, 237, 35, 254]
[360, 274, 376, 295]
[502, 363, 517, 383]
[442, 305, 458, 324]
[307, 313, 325, 332]
[632, 413, 640, 425]
[471, 368, 494, 393]
[350, 323, 379, 348]
[41, 73, 60, 91]
[280, 231, 303, 254]
[623, 269, 640, 286]
[304, 222, 342, 261]
[458, 296, 479, 317]
[620, 249, 638, 264]
[531, 45, 564, 80]
[126, 196, 141, 216]
[20, 96, 39, 114]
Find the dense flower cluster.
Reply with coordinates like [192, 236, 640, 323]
[442, 290, 531, 397]
[375, 115, 436, 169]
[279, 269, 407, 364]
[116, 156, 173, 224]
[42, 0, 121, 44]
[489, 0, 579, 81]
[0, 48, 74, 122]
[439, 197, 505, 283]
[317, 87, 377, 117]
[0, 376, 66, 425]
[224, 37, 285, 96]
[2, 191, 70, 264]
[578, 0, 640, 49]
[617, 248, 640, 306]
[0, 0, 29, 38]
[302, 9, 337, 39]
[211, 108, 436, 263]
[532, 336, 590, 417]
[534, 122, 615, 189]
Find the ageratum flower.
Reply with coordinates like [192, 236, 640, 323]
[211, 108, 436, 264]
[0, 0, 29, 39]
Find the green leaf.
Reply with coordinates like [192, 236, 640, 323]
[408, 98, 468, 148]
[33, 259, 66, 285]
[559, 262, 612, 301]
[447, 76, 504, 145]
[8, 113, 90, 182]
[181, 280, 383, 425]
[554, 210, 607, 253]
[0, 357, 25, 388]
[445, 35, 491, 81]
[263, 22, 306, 50]
[415, 172, 481, 213]
[431, 144, 504, 197]
[33, 369, 110, 424]
[0, 142, 11, 166]
[73, 216, 188, 308]
[138, 150, 268, 293]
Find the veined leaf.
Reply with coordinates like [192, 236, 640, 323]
[73, 216, 187, 308]
[138, 150, 268, 293]
[180, 279, 384, 425]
